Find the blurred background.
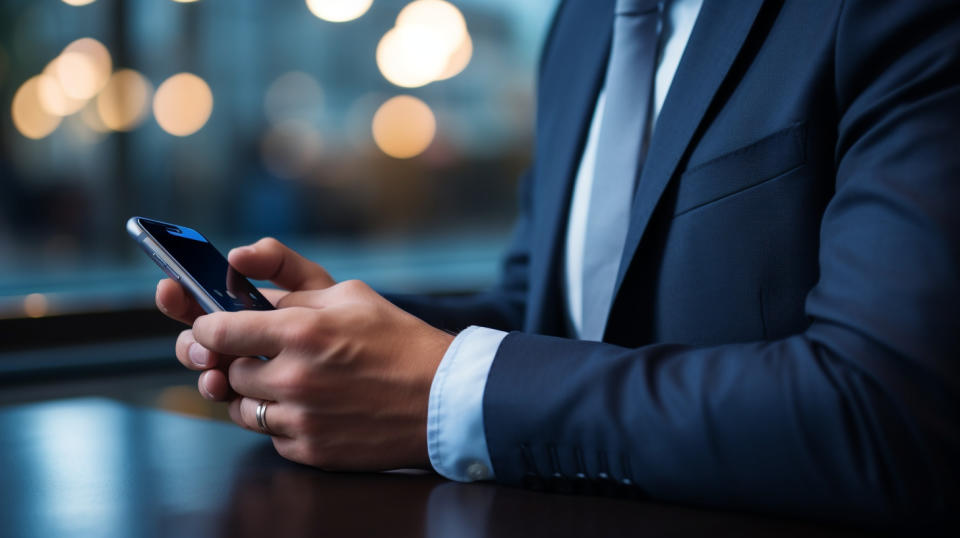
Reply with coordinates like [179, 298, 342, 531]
[0, 0, 556, 411]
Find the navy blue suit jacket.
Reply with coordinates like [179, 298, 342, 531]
[391, 0, 960, 524]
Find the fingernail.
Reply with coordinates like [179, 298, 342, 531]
[231, 246, 254, 256]
[189, 343, 208, 367]
[199, 372, 214, 400]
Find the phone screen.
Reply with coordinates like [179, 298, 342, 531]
[138, 218, 275, 312]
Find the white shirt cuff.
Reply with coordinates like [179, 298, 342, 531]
[427, 325, 507, 482]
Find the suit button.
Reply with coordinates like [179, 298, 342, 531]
[551, 473, 573, 494]
[572, 472, 591, 494]
[466, 461, 491, 481]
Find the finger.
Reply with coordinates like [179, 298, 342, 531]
[270, 436, 303, 465]
[198, 369, 234, 401]
[259, 287, 287, 306]
[227, 396, 290, 437]
[227, 356, 278, 401]
[274, 279, 368, 309]
[274, 289, 328, 309]
[192, 309, 300, 358]
[175, 329, 233, 370]
[228, 238, 335, 292]
[156, 279, 206, 325]
[227, 398, 245, 430]
[234, 396, 294, 437]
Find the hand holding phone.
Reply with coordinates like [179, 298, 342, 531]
[127, 216, 275, 313]
[135, 218, 346, 379]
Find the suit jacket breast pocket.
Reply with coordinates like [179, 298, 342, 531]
[672, 122, 807, 217]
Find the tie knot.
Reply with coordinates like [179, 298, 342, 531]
[616, 0, 661, 16]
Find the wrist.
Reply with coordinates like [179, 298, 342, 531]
[418, 329, 456, 467]
[426, 326, 504, 481]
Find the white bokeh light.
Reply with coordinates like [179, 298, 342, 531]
[305, 0, 373, 23]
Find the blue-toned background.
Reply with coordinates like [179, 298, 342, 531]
[0, 0, 557, 320]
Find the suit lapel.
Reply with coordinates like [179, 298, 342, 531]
[526, 0, 614, 333]
[609, 0, 767, 312]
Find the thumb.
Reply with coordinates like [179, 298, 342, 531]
[227, 237, 336, 292]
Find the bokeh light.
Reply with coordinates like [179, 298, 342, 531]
[37, 70, 86, 116]
[24, 293, 49, 318]
[376, 0, 471, 88]
[264, 71, 323, 124]
[34, 39, 111, 117]
[437, 31, 472, 80]
[62, 0, 97, 6]
[371, 95, 436, 159]
[55, 38, 112, 100]
[153, 73, 213, 136]
[12, 76, 63, 139]
[51, 52, 99, 100]
[97, 69, 152, 131]
[396, 0, 467, 52]
[261, 119, 323, 179]
[376, 25, 449, 88]
[305, 0, 373, 22]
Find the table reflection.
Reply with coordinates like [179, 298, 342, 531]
[0, 399, 873, 538]
[223, 443, 870, 538]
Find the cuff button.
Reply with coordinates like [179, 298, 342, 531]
[466, 461, 491, 481]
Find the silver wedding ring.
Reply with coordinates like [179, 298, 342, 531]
[256, 399, 272, 435]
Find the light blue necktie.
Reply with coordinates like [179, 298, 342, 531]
[581, 0, 663, 340]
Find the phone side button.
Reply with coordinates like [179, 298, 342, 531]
[151, 253, 180, 281]
[163, 268, 181, 282]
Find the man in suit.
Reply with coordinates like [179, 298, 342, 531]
[157, 0, 959, 525]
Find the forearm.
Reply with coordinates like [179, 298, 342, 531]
[482, 327, 958, 524]
[384, 291, 525, 333]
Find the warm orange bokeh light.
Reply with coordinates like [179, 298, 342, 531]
[437, 31, 472, 81]
[396, 0, 467, 51]
[97, 69, 153, 131]
[35, 38, 112, 117]
[12, 76, 63, 139]
[37, 70, 86, 116]
[153, 73, 213, 136]
[52, 52, 99, 100]
[376, 25, 450, 89]
[376, 0, 472, 88]
[371, 95, 436, 159]
[24, 293, 49, 318]
[56, 38, 112, 99]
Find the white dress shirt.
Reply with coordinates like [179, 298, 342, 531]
[426, 0, 704, 482]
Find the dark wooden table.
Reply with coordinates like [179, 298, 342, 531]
[0, 398, 877, 537]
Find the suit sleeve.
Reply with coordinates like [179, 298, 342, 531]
[385, 169, 534, 333]
[481, 0, 960, 526]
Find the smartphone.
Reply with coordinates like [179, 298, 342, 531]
[127, 216, 275, 313]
